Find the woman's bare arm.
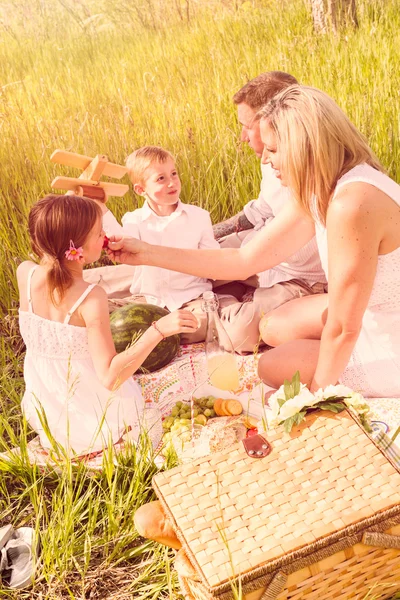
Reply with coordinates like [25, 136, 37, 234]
[107, 201, 316, 281]
[310, 184, 383, 391]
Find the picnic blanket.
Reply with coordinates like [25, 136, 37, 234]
[1, 343, 400, 473]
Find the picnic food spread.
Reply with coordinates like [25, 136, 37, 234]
[161, 396, 245, 454]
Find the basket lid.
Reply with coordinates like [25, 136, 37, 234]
[153, 411, 400, 591]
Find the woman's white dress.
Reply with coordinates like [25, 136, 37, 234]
[315, 164, 400, 397]
[19, 266, 143, 454]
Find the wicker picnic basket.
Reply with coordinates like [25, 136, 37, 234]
[153, 410, 400, 600]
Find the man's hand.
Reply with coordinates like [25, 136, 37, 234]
[106, 235, 146, 266]
[213, 210, 254, 241]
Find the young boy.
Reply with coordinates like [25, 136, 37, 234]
[101, 146, 237, 343]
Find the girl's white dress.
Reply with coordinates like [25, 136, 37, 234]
[19, 266, 143, 454]
[315, 164, 400, 397]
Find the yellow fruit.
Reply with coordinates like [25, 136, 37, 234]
[243, 415, 258, 429]
[195, 415, 207, 426]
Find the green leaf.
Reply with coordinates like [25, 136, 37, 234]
[277, 397, 286, 408]
[283, 415, 296, 433]
[283, 411, 307, 433]
[316, 401, 346, 413]
[292, 371, 301, 397]
[294, 410, 307, 424]
[283, 379, 294, 400]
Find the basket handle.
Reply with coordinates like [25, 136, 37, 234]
[362, 531, 400, 549]
[242, 434, 272, 459]
[259, 571, 287, 600]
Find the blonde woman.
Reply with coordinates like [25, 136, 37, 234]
[107, 86, 400, 397]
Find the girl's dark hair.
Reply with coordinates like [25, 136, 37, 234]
[29, 194, 102, 305]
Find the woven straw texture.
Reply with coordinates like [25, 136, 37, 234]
[153, 411, 400, 598]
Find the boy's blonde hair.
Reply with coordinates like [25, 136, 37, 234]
[126, 146, 175, 187]
[259, 85, 384, 225]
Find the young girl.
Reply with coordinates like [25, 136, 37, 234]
[17, 194, 198, 455]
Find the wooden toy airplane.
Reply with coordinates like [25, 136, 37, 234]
[51, 150, 129, 202]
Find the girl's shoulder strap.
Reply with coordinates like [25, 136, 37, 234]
[63, 284, 97, 324]
[27, 265, 39, 313]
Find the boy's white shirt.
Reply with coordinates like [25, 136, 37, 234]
[242, 163, 326, 289]
[102, 199, 218, 311]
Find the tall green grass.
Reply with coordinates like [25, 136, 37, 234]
[1, 0, 400, 597]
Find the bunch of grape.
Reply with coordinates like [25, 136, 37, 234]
[162, 397, 217, 448]
[162, 397, 216, 432]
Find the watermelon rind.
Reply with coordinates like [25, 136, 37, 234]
[110, 303, 180, 372]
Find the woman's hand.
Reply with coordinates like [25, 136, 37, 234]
[106, 235, 147, 266]
[156, 310, 199, 338]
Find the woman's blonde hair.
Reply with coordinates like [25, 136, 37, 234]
[259, 85, 384, 224]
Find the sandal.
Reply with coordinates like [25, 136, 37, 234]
[0, 526, 36, 590]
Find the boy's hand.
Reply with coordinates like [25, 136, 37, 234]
[106, 235, 146, 265]
[156, 310, 199, 338]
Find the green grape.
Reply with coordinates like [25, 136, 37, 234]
[204, 408, 212, 417]
[175, 401, 183, 408]
[171, 407, 179, 417]
[209, 409, 216, 418]
[193, 408, 199, 417]
[195, 415, 207, 426]
[206, 399, 214, 409]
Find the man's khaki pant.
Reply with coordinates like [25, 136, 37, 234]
[220, 280, 326, 354]
[214, 230, 327, 353]
[180, 295, 238, 344]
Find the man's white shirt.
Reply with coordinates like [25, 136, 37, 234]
[103, 200, 218, 311]
[242, 163, 326, 289]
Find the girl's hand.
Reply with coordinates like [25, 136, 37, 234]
[156, 310, 199, 338]
[106, 235, 146, 266]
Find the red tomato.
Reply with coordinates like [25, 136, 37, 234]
[246, 428, 258, 437]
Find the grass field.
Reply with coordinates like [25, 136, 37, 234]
[1, 0, 400, 597]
